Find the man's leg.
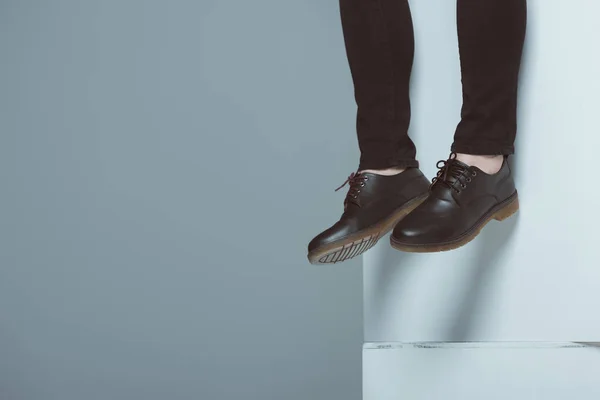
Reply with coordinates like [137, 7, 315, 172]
[391, 0, 527, 253]
[453, 0, 527, 173]
[307, 0, 428, 264]
[340, 0, 418, 172]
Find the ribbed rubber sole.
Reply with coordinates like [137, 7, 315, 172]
[308, 194, 428, 265]
[390, 191, 519, 253]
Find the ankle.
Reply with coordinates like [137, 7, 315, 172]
[455, 153, 503, 174]
[360, 167, 406, 176]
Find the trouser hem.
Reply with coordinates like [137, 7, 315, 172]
[358, 157, 419, 171]
[450, 142, 514, 156]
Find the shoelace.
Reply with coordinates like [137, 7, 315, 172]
[431, 154, 477, 194]
[335, 172, 369, 204]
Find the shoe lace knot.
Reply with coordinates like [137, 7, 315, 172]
[431, 153, 477, 194]
[335, 172, 369, 206]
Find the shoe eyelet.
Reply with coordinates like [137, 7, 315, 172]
[456, 190, 461, 194]
[461, 184, 466, 189]
[466, 178, 472, 183]
[472, 171, 477, 177]
[360, 183, 365, 187]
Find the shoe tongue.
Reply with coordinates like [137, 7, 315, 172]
[449, 159, 470, 169]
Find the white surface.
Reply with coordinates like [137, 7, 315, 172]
[363, 343, 600, 400]
[364, 0, 600, 342]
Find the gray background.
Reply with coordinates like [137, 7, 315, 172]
[0, 1, 362, 399]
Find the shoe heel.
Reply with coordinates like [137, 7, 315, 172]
[494, 195, 519, 221]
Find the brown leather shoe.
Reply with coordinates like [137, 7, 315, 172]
[308, 168, 430, 264]
[390, 154, 519, 253]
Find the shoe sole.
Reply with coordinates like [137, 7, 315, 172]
[390, 191, 519, 253]
[307, 193, 429, 265]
